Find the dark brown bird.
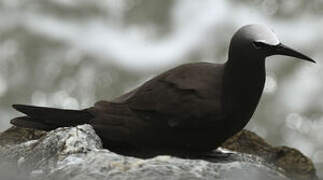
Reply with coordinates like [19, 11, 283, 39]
[11, 24, 315, 157]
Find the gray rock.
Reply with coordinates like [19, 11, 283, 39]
[0, 125, 291, 180]
[222, 130, 317, 180]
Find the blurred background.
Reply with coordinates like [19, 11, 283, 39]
[0, 0, 322, 176]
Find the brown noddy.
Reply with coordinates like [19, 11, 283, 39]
[10, 24, 315, 157]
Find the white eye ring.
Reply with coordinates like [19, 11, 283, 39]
[252, 42, 261, 49]
[252, 41, 267, 49]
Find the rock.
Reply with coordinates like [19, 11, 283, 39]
[0, 124, 316, 180]
[0, 126, 46, 146]
[222, 130, 317, 180]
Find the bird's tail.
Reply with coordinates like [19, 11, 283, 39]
[10, 104, 94, 131]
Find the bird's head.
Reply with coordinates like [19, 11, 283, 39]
[229, 24, 315, 63]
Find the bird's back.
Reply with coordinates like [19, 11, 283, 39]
[88, 62, 229, 154]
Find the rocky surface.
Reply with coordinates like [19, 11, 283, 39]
[0, 124, 317, 180]
[222, 130, 317, 180]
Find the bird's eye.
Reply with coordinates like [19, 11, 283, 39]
[252, 41, 267, 49]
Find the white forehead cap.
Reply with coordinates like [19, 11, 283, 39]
[237, 24, 280, 45]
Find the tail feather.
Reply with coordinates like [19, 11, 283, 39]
[11, 104, 94, 131]
[11, 116, 54, 130]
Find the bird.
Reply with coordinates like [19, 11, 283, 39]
[10, 24, 315, 158]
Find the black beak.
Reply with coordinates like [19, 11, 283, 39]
[274, 43, 315, 63]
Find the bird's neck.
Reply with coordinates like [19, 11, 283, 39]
[222, 57, 266, 127]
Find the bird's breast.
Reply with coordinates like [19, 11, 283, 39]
[222, 62, 266, 131]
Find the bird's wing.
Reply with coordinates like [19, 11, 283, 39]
[104, 62, 226, 129]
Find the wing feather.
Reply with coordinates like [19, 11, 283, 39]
[122, 63, 226, 128]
